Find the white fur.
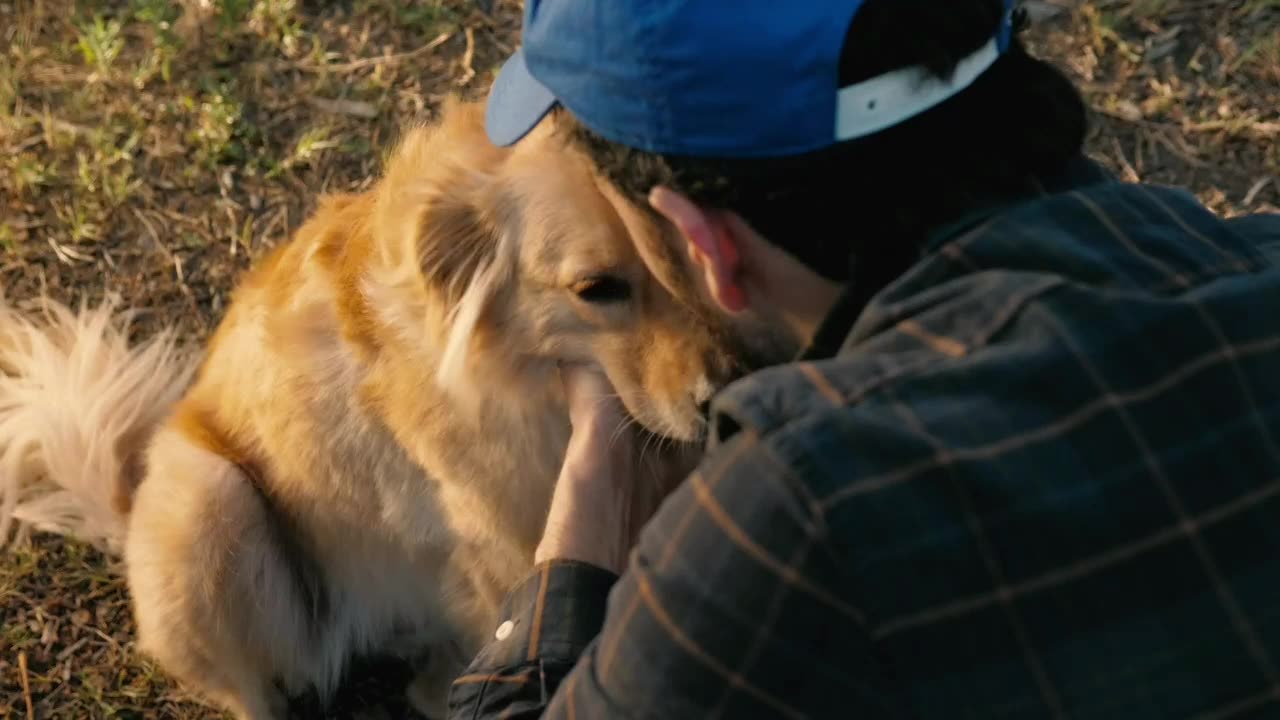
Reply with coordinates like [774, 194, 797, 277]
[437, 257, 503, 393]
[0, 294, 197, 552]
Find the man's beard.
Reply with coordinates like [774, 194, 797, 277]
[724, 308, 806, 378]
[690, 310, 801, 426]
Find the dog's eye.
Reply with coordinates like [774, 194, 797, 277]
[571, 276, 632, 304]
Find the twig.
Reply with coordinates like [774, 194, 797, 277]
[134, 209, 189, 289]
[90, 626, 120, 648]
[257, 204, 286, 250]
[55, 636, 90, 662]
[226, 205, 240, 259]
[456, 27, 477, 86]
[46, 236, 93, 265]
[18, 651, 35, 720]
[1184, 116, 1264, 134]
[31, 111, 94, 138]
[306, 96, 379, 119]
[288, 32, 452, 73]
[159, 209, 217, 247]
[158, 209, 205, 228]
[14, 134, 45, 153]
[1243, 177, 1274, 207]
[1243, 121, 1280, 139]
[1091, 102, 1148, 125]
[1111, 136, 1140, 183]
[1150, 126, 1207, 168]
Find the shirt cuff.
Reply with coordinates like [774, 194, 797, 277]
[467, 560, 619, 672]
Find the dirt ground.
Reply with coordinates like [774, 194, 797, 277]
[2, 0, 1278, 717]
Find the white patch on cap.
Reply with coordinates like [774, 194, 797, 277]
[835, 35, 1001, 142]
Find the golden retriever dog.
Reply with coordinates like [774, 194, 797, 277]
[0, 99, 739, 719]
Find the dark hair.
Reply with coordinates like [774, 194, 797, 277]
[559, 0, 1088, 287]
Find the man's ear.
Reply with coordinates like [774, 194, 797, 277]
[648, 186, 746, 313]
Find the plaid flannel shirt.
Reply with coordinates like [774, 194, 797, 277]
[446, 158, 1280, 719]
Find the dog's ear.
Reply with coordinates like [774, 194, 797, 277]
[416, 194, 506, 305]
[374, 100, 520, 395]
[416, 190, 520, 394]
[377, 99, 514, 302]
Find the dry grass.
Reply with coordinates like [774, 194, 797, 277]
[1025, 0, 1279, 215]
[2, 0, 1278, 717]
[1, 0, 517, 341]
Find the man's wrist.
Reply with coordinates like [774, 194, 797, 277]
[564, 417, 634, 474]
[535, 502, 628, 570]
[537, 413, 640, 571]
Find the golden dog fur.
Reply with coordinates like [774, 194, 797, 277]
[0, 99, 738, 719]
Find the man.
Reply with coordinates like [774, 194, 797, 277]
[447, 0, 1280, 717]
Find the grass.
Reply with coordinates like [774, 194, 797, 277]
[1, 0, 1278, 717]
[0, 0, 512, 339]
[75, 14, 127, 77]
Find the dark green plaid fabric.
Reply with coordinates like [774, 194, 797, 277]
[447, 164, 1280, 719]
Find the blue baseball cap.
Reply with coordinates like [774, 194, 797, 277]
[486, 0, 1017, 158]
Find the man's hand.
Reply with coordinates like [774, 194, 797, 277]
[535, 363, 699, 574]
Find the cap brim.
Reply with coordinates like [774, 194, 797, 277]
[486, 50, 558, 147]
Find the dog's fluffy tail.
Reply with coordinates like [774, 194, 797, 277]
[0, 293, 198, 553]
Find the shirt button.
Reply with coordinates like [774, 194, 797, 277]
[495, 620, 515, 641]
